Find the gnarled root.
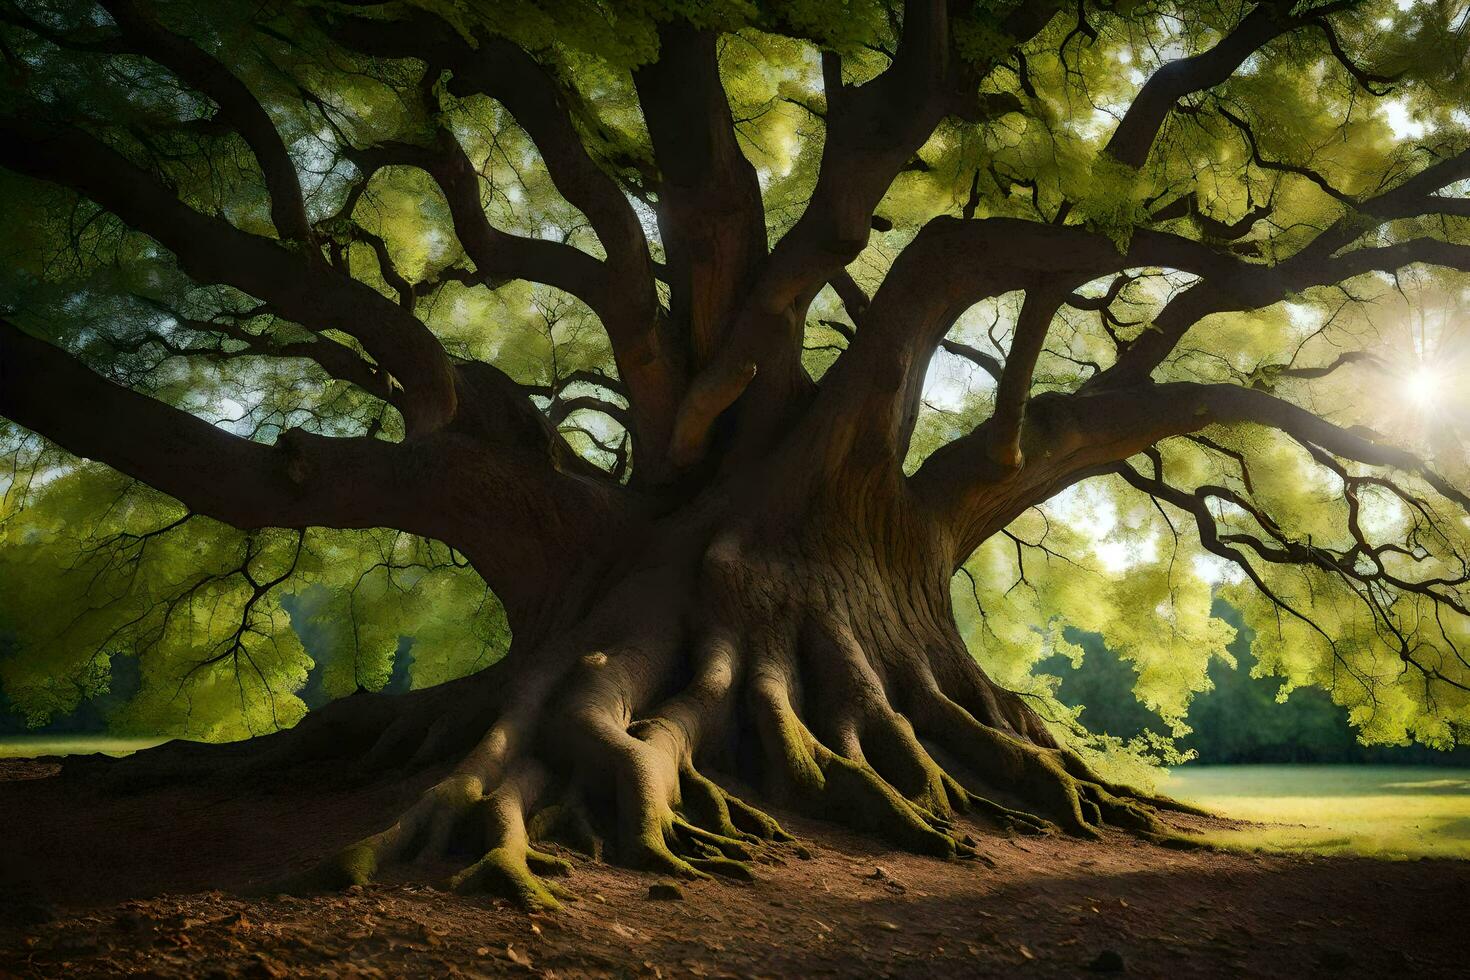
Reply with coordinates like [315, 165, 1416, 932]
[293, 631, 797, 909]
[909, 680, 1205, 846]
[749, 665, 968, 859]
[284, 561, 1198, 908]
[301, 751, 791, 910]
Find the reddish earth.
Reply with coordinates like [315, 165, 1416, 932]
[1, 757, 1465, 978]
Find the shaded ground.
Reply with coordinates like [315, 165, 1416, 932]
[1, 757, 1466, 978]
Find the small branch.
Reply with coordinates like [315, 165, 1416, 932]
[1313, 17, 1400, 95]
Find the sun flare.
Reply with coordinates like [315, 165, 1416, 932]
[1404, 364, 1446, 410]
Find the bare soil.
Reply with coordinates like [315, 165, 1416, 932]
[1, 757, 1465, 978]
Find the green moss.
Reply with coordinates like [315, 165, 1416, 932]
[451, 847, 571, 911]
[330, 843, 378, 889]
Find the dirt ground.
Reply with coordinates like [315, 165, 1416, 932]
[1, 757, 1466, 978]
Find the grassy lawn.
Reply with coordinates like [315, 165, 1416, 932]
[0, 734, 166, 758]
[1163, 764, 1470, 860]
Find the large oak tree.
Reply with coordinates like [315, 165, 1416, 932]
[2, 0, 1470, 905]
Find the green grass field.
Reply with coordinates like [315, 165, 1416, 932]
[1163, 764, 1470, 859]
[0, 734, 166, 758]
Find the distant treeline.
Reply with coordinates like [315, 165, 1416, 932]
[1045, 604, 1470, 766]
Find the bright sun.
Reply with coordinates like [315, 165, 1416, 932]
[1404, 364, 1445, 410]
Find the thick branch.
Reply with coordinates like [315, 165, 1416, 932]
[712, 5, 1050, 447]
[548, 394, 630, 429]
[829, 270, 872, 325]
[660, 3, 1057, 470]
[806, 215, 1255, 469]
[1148, 195, 1273, 241]
[326, 8, 679, 474]
[1097, 134, 1470, 387]
[1104, 2, 1299, 169]
[767, 1, 1057, 304]
[914, 379, 1470, 561]
[0, 318, 415, 531]
[99, 0, 314, 246]
[986, 286, 1071, 468]
[1103, 233, 1470, 387]
[352, 133, 612, 310]
[939, 338, 1003, 382]
[669, 360, 757, 468]
[765, 0, 954, 297]
[523, 368, 627, 402]
[624, 23, 775, 472]
[327, 11, 648, 282]
[633, 22, 766, 369]
[0, 114, 459, 432]
[1, 319, 632, 627]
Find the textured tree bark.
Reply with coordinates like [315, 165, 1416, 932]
[93, 453, 1193, 910]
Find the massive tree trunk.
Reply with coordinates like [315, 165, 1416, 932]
[98, 448, 1182, 911]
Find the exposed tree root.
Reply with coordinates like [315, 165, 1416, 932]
[90, 539, 1204, 910]
[297, 739, 792, 910]
[264, 596, 1200, 909]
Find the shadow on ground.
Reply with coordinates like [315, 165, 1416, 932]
[1, 758, 1465, 978]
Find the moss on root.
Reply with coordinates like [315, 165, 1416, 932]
[450, 846, 577, 912]
[280, 591, 1192, 911]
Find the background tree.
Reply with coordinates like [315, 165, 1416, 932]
[2, 0, 1470, 907]
[1042, 609, 1470, 766]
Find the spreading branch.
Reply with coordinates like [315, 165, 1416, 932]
[326, 7, 679, 473]
[1112, 455, 1470, 696]
[1103, 2, 1303, 169]
[0, 114, 461, 433]
[0, 317, 415, 532]
[0, 318, 631, 626]
[98, 0, 315, 246]
[915, 379, 1470, 561]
